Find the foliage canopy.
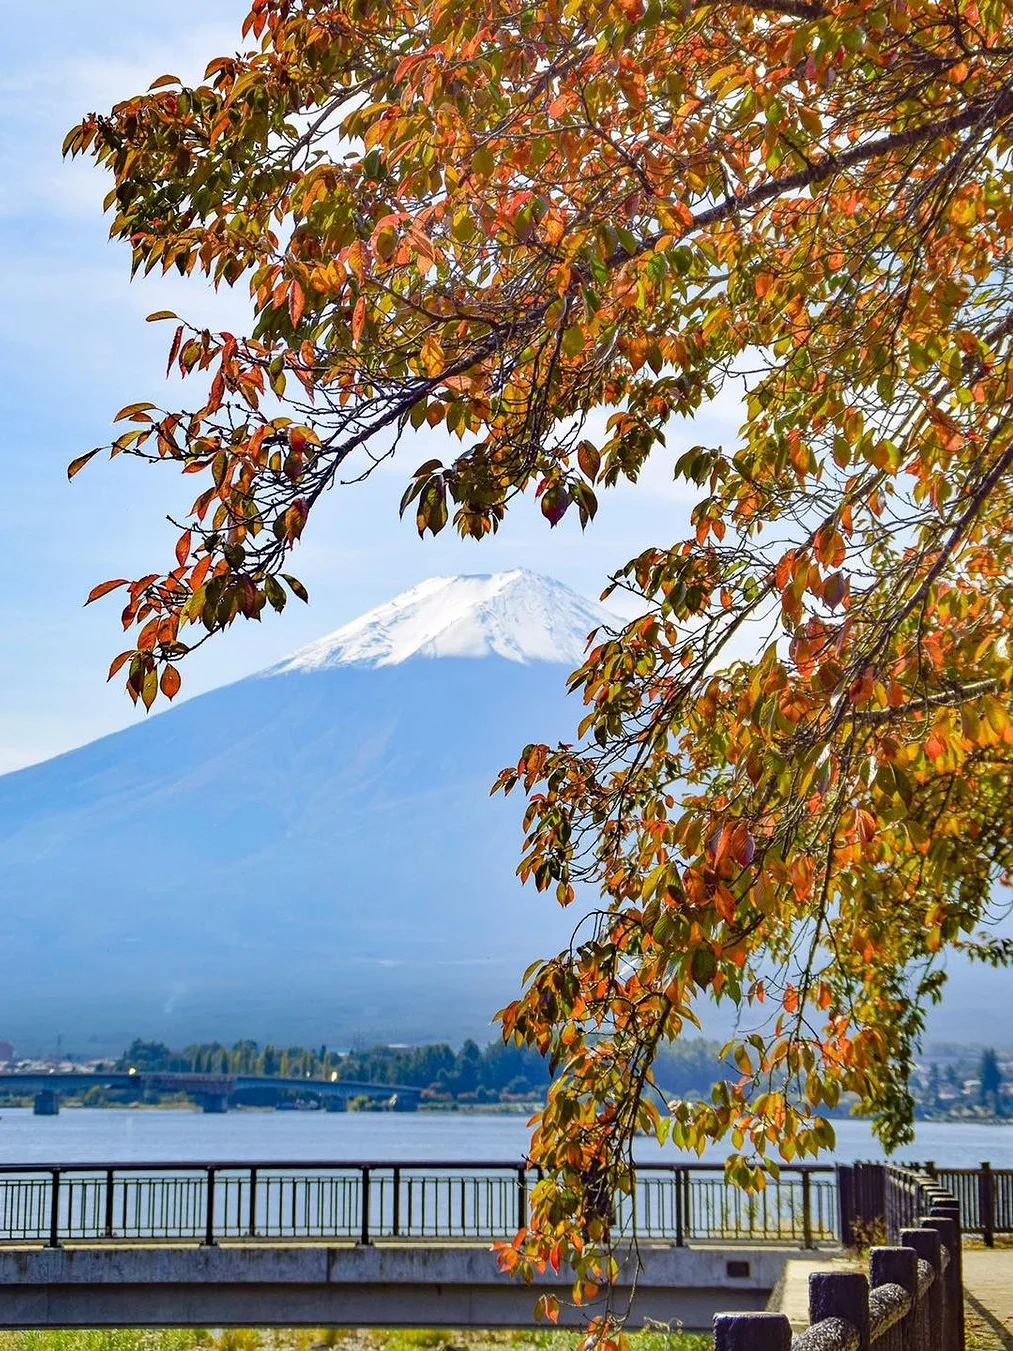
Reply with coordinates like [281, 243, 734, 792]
[70, 0, 1013, 1321]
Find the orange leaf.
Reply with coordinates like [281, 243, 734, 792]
[190, 555, 212, 590]
[288, 280, 305, 329]
[68, 448, 101, 480]
[352, 296, 366, 344]
[855, 809, 877, 843]
[175, 530, 192, 568]
[86, 579, 129, 605]
[925, 732, 947, 761]
[160, 665, 182, 700]
[775, 551, 795, 591]
[107, 650, 134, 682]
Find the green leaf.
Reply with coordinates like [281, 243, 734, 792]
[281, 574, 309, 603]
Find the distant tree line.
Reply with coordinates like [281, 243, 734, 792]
[113, 1036, 728, 1104]
[114, 1037, 552, 1101]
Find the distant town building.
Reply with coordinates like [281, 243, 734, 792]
[0, 1042, 14, 1064]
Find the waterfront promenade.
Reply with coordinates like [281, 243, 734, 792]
[0, 1155, 1005, 1334]
[963, 1248, 1013, 1351]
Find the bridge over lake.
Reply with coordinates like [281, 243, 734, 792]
[0, 1072, 421, 1115]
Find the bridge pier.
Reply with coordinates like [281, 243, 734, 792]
[199, 1094, 229, 1114]
[33, 1090, 59, 1116]
[324, 1096, 346, 1112]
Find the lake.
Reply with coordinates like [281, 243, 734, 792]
[2, 1107, 1012, 1168]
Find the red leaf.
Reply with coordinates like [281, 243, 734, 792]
[175, 530, 192, 567]
[540, 483, 569, 526]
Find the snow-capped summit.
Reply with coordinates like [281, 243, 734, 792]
[0, 569, 617, 1053]
[269, 569, 615, 674]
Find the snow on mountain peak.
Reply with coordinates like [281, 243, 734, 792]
[269, 570, 616, 673]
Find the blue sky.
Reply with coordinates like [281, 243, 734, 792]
[0, 1, 739, 772]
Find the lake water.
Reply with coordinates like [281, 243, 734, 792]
[2, 1107, 1013, 1169]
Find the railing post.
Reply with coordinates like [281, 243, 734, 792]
[683, 1167, 693, 1241]
[360, 1166, 371, 1246]
[801, 1169, 814, 1249]
[809, 1270, 870, 1351]
[516, 1166, 527, 1232]
[978, 1162, 994, 1248]
[902, 1228, 943, 1351]
[713, 1311, 791, 1351]
[392, 1166, 401, 1238]
[203, 1166, 216, 1246]
[104, 1168, 115, 1240]
[674, 1167, 685, 1248]
[248, 1166, 258, 1238]
[48, 1170, 61, 1249]
[837, 1164, 855, 1248]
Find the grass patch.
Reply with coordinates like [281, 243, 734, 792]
[0, 1334, 200, 1351]
[0, 1331, 712, 1351]
[303, 1331, 712, 1351]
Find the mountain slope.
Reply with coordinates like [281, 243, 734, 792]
[0, 566, 999, 1055]
[0, 571, 613, 1055]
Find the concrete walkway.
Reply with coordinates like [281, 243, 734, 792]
[770, 1254, 862, 1331]
[963, 1249, 1013, 1351]
[772, 1246, 1013, 1349]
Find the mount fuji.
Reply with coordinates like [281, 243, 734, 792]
[0, 571, 616, 1055]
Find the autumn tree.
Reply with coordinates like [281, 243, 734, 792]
[68, 0, 1013, 1319]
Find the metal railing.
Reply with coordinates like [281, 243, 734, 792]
[935, 1162, 1013, 1245]
[0, 1159, 838, 1248]
[836, 1160, 941, 1246]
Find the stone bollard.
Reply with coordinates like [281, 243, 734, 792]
[922, 1214, 962, 1351]
[929, 1202, 965, 1351]
[713, 1310, 792, 1351]
[870, 1247, 918, 1351]
[809, 1270, 870, 1351]
[902, 1227, 943, 1351]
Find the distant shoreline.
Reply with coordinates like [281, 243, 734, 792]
[0, 1099, 544, 1116]
[2, 1100, 1011, 1126]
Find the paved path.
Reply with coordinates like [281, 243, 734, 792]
[772, 1254, 862, 1331]
[774, 1246, 1013, 1348]
[963, 1249, 1013, 1351]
